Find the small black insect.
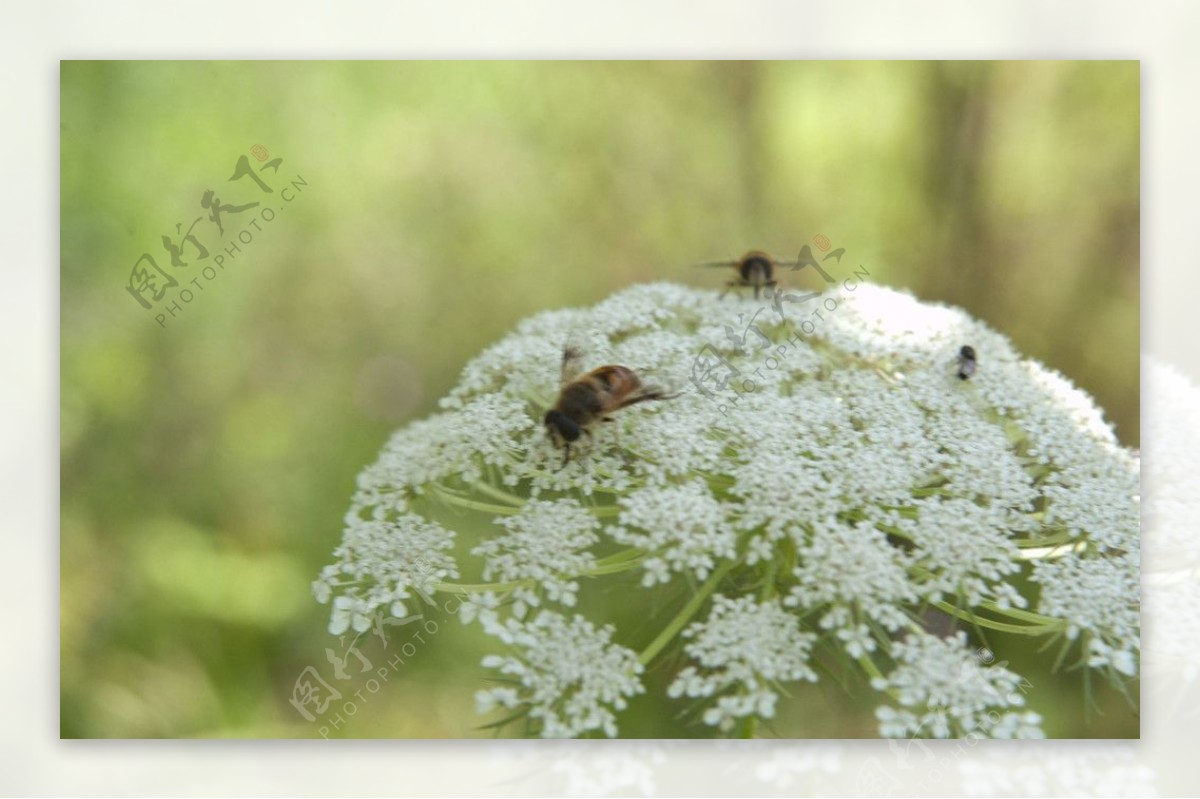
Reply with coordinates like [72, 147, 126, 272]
[957, 345, 977, 380]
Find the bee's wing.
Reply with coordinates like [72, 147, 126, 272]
[695, 260, 738, 268]
[615, 382, 680, 410]
[560, 345, 585, 387]
[778, 245, 822, 270]
[622, 365, 681, 405]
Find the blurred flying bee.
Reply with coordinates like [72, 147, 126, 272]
[957, 345, 977, 380]
[698, 248, 836, 299]
[697, 250, 779, 299]
[544, 346, 678, 466]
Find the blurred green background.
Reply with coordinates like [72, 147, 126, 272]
[61, 61, 1139, 738]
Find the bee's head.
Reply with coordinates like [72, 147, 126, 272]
[543, 410, 581, 444]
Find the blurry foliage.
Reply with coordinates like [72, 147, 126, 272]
[60, 61, 1138, 738]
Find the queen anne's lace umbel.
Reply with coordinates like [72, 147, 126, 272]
[668, 595, 818, 731]
[472, 498, 600, 614]
[314, 281, 1140, 738]
[872, 631, 1044, 739]
[475, 610, 643, 738]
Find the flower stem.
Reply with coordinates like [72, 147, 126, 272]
[858, 653, 907, 706]
[435, 553, 648, 595]
[857, 653, 886, 681]
[432, 486, 524, 516]
[586, 556, 648, 577]
[933, 601, 1059, 635]
[638, 560, 735, 667]
[978, 601, 1068, 628]
[593, 547, 646, 567]
[470, 480, 528, 507]
[760, 558, 778, 602]
[740, 715, 757, 739]
[435, 578, 534, 594]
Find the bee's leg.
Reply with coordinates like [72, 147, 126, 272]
[601, 416, 622, 450]
[615, 387, 681, 410]
[720, 280, 740, 300]
[560, 346, 584, 387]
[579, 426, 601, 461]
[560, 443, 571, 469]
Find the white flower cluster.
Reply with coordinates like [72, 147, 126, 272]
[610, 480, 736, 586]
[313, 512, 459, 634]
[668, 595, 818, 731]
[901, 497, 1025, 609]
[366, 393, 534, 491]
[472, 499, 599, 613]
[317, 279, 1140, 737]
[476, 610, 644, 738]
[872, 631, 1044, 739]
[786, 518, 918, 634]
[1032, 552, 1140, 675]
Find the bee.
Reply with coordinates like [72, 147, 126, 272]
[697, 250, 779, 299]
[543, 346, 677, 466]
[957, 345, 977, 380]
[698, 248, 836, 299]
